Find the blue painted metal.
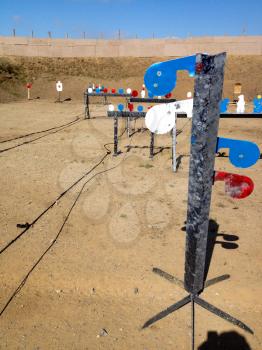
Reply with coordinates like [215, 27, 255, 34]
[118, 88, 124, 94]
[144, 55, 196, 97]
[137, 105, 144, 112]
[95, 87, 100, 93]
[216, 137, 260, 168]
[253, 97, 262, 113]
[118, 103, 124, 111]
[219, 98, 230, 113]
[148, 91, 154, 98]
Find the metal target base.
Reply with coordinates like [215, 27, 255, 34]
[142, 267, 253, 350]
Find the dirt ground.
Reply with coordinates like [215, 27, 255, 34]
[0, 99, 261, 350]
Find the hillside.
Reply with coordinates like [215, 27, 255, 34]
[0, 55, 261, 103]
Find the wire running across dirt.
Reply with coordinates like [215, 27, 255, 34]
[0, 115, 190, 257]
[0, 124, 136, 317]
[0, 113, 84, 154]
[0, 121, 129, 256]
[0, 113, 190, 316]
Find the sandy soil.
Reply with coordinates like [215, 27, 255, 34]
[0, 100, 261, 349]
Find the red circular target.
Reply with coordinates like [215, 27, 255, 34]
[128, 103, 134, 112]
[26, 83, 32, 89]
[103, 88, 108, 93]
[165, 92, 172, 98]
[132, 90, 138, 97]
[111, 88, 116, 93]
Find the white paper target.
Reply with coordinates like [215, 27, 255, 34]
[108, 104, 115, 112]
[126, 88, 132, 94]
[145, 104, 176, 134]
[88, 87, 93, 93]
[56, 81, 63, 92]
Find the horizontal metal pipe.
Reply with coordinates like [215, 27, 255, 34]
[107, 111, 262, 118]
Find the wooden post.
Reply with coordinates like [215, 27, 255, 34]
[48, 31, 51, 39]
[31, 30, 34, 38]
[13, 28, 16, 37]
[184, 53, 226, 294]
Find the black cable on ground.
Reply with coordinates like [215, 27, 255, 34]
[0, 115, 83, 155]
[0, 114, 83, 144]
[0, 150, 109, 255]
[0, 125, 127, 256]
[0, 126, 134, 317]
[0, 165, 107, 317]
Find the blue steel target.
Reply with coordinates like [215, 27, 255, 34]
[118, 104, 124, 111]
[216, 137, 260, 168]
[253, 97, 262, 113]
[220, 98, 230, 113]
[144, 55, 196, 97]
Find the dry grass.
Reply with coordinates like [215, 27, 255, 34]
[0, 55, 261, 102]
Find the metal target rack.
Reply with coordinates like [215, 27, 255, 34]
[83, 89, 177, 119]
[107, 110, 262, 159]
[84, 91, 132, 119]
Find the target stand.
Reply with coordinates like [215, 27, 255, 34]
[142, 53, 256, 349]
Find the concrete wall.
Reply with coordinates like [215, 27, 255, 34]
[0, 36, 261, 57]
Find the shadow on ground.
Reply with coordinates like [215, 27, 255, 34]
[198, 330, 252, 350]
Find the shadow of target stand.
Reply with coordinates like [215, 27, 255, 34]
[141, 53, 260, 349]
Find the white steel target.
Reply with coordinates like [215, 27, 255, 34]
[56, 81, 63, 92]
[145, 99, 193, 134]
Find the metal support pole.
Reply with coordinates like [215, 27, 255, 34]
[113, 115, 119, 156]
[86, 93, 90, 119]
[184, 53, 226, 294]
[191, 295, 195, 350]
[127, 116, 130, 137]
[172, 115, 177, 172]
[149, 132, 155, 159]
